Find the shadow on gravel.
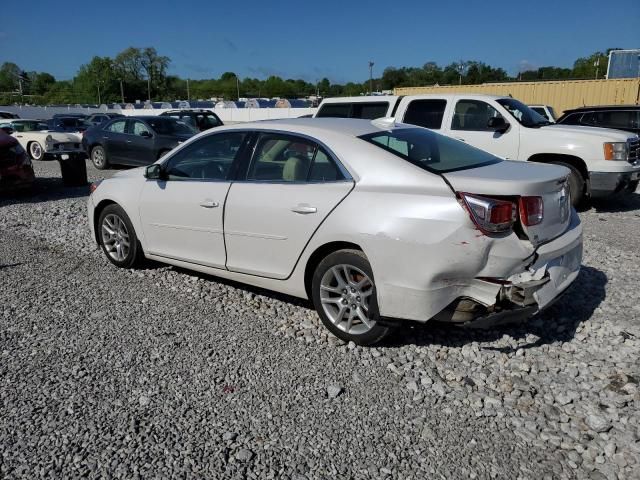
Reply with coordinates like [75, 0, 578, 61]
[590, 191, 640, 214]
[381, 265, 608, 350]
[0, 262, 22, 270]
[0, 177, 90, 206]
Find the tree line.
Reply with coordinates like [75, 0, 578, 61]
[0, 47, 618, 105]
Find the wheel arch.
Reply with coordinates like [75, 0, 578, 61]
[303, 241, 364, 300]
[527, 153, 589, 183]
[92, 199, 117, 245]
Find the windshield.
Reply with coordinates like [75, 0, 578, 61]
[146, 117, 197, 135]
[359, 127, 502, 173]
[15, 121, 48, 132]
[497, 98, 550, 127]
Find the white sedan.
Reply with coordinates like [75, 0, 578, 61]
[0, 119, 86, 161]
[88, 118, 582, 345]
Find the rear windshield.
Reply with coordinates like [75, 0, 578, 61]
[317, 102, 390, 120]
[359, 127, 501, 173]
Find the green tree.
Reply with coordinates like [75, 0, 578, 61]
[0, 62, 21, 92]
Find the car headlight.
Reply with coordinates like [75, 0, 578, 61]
[603, 142, 628, 161]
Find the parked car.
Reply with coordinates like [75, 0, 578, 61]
[85, 113, 124, 126]
[47, 116, 91, 134]
[529, 105, 557, 122]
[83, 116, 197, 169]
[0, 131, 35, 192]
[315, 95, 640, 205]
[0, 111, 20, 119]
[556, 105, 640, 136]
[1, 119, 86, 161]
[52, 113, 88, 119]
[88, 118, 582, 345]
[159, 109, 223, 132]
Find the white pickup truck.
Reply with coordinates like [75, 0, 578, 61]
[315, 95, 640, 205]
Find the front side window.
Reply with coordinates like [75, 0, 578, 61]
[247, 133, 344, 182]
[107, 120, 127, 133]
[131, 120, 151, 136]
[360, 127, 501, 173]
[403, 99, 447, 129]
[452, 100, 503, 131]
[559, 113, 583, 125]
[163, 132, 247, 181]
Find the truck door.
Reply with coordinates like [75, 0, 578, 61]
[447, 98, 519, 160]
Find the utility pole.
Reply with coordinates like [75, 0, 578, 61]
[594, 57, 600, 80]
[235, 74, 240, 101]
[97, 81, 101, 104]
[368, 61, 374, 95]
[186, 78, 190, 101]
[120, 80, 125, 104]
[147, 75, 151, 102]
[458, 61, 465, 85]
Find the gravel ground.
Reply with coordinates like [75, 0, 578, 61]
[0, 160, 639, 479]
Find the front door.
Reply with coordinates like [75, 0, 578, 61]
[139, 131, 248, 268]
[447, 98, 520, 160]
[102, 119, 129, 163]
[127, 119, 156, 165]
[224, 132, 353, 279]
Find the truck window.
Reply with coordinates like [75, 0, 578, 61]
[317, 102, 389, 120]
[591, 110, 635, 129]
[403, 99, 447, 129]
[560, 113, 583, 125]
[531, 107, 548, 120]
[451, 100, 503, 131]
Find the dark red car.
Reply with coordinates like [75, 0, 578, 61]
[0, 131, 35, 192]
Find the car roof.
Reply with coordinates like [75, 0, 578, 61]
[563, 105, 640, 113]
[161, 109, 215, 114]
[218, 117, 412, 138]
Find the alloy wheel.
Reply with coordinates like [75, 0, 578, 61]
[319, 264, 375, 335]
[92, 148, 105, 168]
[101, 214, 130, 262]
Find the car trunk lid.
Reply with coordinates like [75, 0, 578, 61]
[443, 160, 571, 245]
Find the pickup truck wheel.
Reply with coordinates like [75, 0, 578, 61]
[554, 162, 585, 207]
[98, 204, 142, 268]
[312, 249, 393, 346]
[29, 141, 44, 161]
[91, 145, 109, 170]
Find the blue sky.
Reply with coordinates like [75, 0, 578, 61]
[1, 0, 638, 83]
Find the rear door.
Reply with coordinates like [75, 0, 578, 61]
[139, 131, 249, 268]
[400, 98, 448, 131]
[224, 132, 353, 279]
[447, 97, 519, 160]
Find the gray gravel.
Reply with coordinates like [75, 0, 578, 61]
[0, 159, 639, 479]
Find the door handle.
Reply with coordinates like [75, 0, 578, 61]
[455, 137, 466, 142]
[102, 136, 110, 140]
[291, 205, 317, 214]
[16, 135, 22, 138]
[199, 200, 219, 208]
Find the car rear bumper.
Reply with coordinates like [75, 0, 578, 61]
[43, 151, 88, 161]
[590, 168, 640, 197]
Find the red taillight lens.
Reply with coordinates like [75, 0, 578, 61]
[459, 193, 516, 235]
[519, 196, 544, 226]
[89, 180, 103, 193]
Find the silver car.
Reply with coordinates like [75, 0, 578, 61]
[88, 118, 582, 345]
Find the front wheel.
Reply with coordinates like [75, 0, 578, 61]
[311, 249, 393, 346]
[554, 162, 585, 208]
[98, 204, 143, 268]
[29, 142, 44, 161]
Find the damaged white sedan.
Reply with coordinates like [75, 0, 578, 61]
[87, 118, 582, 345]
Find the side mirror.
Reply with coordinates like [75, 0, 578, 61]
[487, 117, 509, 133]
[139, 130, 152, 138]
[144, 163, 165, 180]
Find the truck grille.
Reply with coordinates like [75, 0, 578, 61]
[55, 143, 80, 151]
[628, 138, 639, 165]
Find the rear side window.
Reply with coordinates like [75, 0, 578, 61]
[316, 102, 389, 120]
[360, 127, 501, 173]
[403, 99, 447, 129]
[588, 110, 636, 129]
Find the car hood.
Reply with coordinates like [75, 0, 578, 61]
[112, 166, 147, 179]
[541, 124, 635, 141]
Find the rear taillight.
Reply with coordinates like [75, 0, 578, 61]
[89, 180, 103, 193]
[459, 193, 516, 235]
[519, 196, 544, 226]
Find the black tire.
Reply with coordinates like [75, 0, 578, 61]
[311, 249, 393, 346]
[97, 204, 143, 268]
[28, 141, 44, 161]
[629, 179, 639, 193]
[554, 162, 585, 208]
[59, 157, 88, 187]
[91, 145, 109, 170]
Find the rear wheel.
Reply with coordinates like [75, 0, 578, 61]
[29, 141, 44, 161]
[311, 249, 393, 346]
[554, 162, 585, 207]
[91, 145, 109, 170]
[98, 204, 142, 268]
